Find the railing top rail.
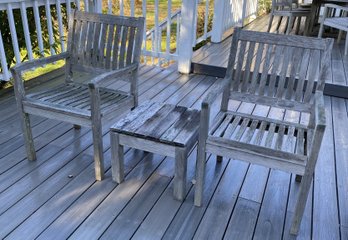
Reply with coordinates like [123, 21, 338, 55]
[0, 0, 68, 10]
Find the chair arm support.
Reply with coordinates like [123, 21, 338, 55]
[314, 91, 326, 129]
[11, 52, 69, 74]
[324, 3, 348, 13]
[87, 63, 139, 88]
[202, 77, 230, 108]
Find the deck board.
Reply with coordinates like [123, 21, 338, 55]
[0, 23, 347, 240]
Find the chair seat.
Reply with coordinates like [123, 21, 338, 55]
[25, 83, 132, 117]
[206, 111, 312, 174]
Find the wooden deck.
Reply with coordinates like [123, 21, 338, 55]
[193, 15, 348, 89]
[0, 59, 347, 239]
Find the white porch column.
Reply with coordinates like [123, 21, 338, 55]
[211, 0, 225, 43]
[177, 0, 196, 74]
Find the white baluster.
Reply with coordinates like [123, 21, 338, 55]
[142, 0, 147, 63]
[204, 0, 209, 40]
[33, 0, 45, 56]
[130, 0, 134, 17]
[119, 0, 124, 16]
[107, 0, 112, 14]
[175, 12, 180, 55]
[83, 0, 89, 12]
[154, 0, 159, 55]
[74, 0, 81, 11]
[45, 0, 56, 55]
[166, 0, 172, 56]
[6, 3, 21, 64]
[66, 0, 72, 25]
[151, 31, 155, 65]
[20, 2, 33, 60]
[56, 0, 65, 52]
[0, 31, 10, 81]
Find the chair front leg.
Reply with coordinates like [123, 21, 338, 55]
[194, 106, 210, 207]
[291, 124, 325, 235]
[12, 69, 36, 161]
[89, 84, 105, 181]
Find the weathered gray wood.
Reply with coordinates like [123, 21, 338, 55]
[319, 4, 348, 55]
[110, 103, 199, 200]
[173, 148, 188, 201]
[11, 10, 145, 181]
[223, 197, 260, 240]
[194, 27, 332, 235]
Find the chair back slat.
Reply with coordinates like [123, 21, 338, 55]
[119, 26, 129, 69]
[224, 28, 333, 112]
[92, 22, 102, 66]
[98, 23, 108, 68]
[249, 42, 264, 94]
[67, 10, 144, 74]
[267, 45, 284, 97]
[126, 27, 136, 65]
[294, 48, 310, 101]
[112, 25, 122, 70]
[105, 24, 115, 69]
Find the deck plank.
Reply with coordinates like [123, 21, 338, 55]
[312, 97, 340, 240]
[331, 97, 348, 229]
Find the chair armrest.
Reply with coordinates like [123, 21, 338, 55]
[202, 77, 230, 109]
[313, 91, 326, 129]
[10, 52, 69, 99]
[88, 63, 139, 88]
[11, 52, 69, 74]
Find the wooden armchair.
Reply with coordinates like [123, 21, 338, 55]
[11, 10, 144, 181]
[194, 28, 333, 235]
[318, 3, 348, 55]
[268, 0, 311, 35]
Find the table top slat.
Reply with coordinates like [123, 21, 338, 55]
[111, 103, 200, 147]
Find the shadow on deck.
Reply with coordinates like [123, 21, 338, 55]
[0, 16, 348, 240]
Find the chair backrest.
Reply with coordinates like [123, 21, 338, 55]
[222, 28, 333, 113]
[66, 10, 144, 74]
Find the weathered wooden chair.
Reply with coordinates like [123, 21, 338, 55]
[194, 28, 333, 235]
[268, 0, 311, 35]
[318, 3, 348, 55]
[11, 10, 144, 181]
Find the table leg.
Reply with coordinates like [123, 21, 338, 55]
[174, 147, 188, 201]
[111, 133, 125, 183]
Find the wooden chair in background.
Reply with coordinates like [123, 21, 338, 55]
[194, 28, 333, 235]
[268, 0, 311, 35]
[11, 10, 144, 180]
[319, 3, 348, 55]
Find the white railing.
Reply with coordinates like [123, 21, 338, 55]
[100, 0, 181, 65]
[0, 0, 79, 81]
[0, 0, 261, 81]
[193, 0, 213, 46]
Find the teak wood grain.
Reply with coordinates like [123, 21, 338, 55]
[11, 10, 145, 181]
[194, 27, 333, 236]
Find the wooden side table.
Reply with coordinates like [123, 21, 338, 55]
[110, 101, 200, 201]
